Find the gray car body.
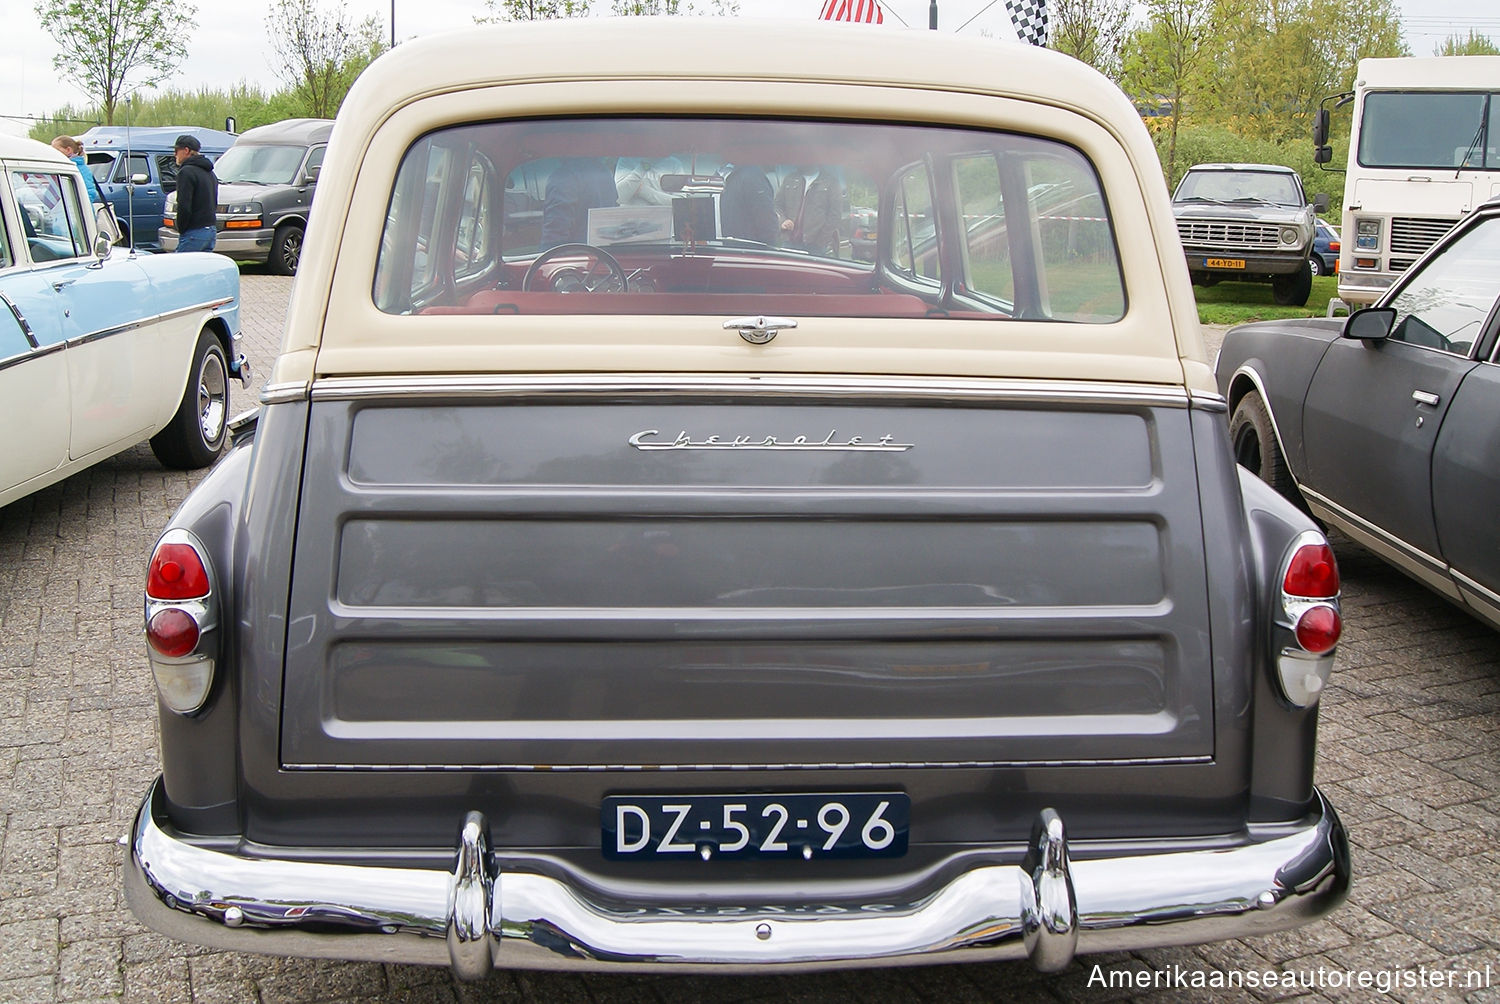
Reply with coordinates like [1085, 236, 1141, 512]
[1215, 200, 1500, 630]
[158, 119, 333, 273]
[1173, 163, 1316, 281]
[125, 19, 1348, 977]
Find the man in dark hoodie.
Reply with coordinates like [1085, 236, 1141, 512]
[173, 135, 218, 252]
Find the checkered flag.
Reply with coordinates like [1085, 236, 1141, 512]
[1005, 0, 1048, 46]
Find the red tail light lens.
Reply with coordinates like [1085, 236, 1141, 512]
[147, 543, 210, 600]
[147, 608, 201, 658]
[1294, 605, 1341, 654]
[1284, 542, 1339, 598]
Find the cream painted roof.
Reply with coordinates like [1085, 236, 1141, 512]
[273, 17, 1209, 391]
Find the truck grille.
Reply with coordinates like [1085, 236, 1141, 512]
[1389, 217, 1458, 272]
[1176, 219, 1280, 251]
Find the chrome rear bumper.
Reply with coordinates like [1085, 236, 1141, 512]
[125, 778, 1348, 976]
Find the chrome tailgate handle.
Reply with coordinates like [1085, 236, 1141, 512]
[724, 315, 797, 345]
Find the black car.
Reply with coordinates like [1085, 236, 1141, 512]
[1217, 197, 1500, 629]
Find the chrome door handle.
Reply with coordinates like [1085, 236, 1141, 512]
[1412, 390, 1440, 407]
[52, 279, 76, 292]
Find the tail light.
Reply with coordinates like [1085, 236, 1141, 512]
[144, 529, 219, 715]
[1275, 532, 1341, 707]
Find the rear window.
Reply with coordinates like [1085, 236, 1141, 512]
[374, 117, 1126, 323]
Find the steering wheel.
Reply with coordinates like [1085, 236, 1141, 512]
[521, 243, 628, 293]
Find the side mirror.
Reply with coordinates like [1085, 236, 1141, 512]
[303, 166, 321, 185]
[1312, 193, 1330, 213]
[1344, 306, 1396, 341]
[225, 116, 237, 133]
[1312, 109, 1330, 147]
[1314, 145, 1333, 165]
[131, 173, 149, 185]
[93, 233, 113, 259]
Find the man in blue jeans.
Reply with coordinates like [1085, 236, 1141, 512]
[173, 135, 218, 252]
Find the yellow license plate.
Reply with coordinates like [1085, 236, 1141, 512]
[1206, 258, 1246, 269]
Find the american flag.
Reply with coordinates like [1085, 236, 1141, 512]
[819, 0, 884, 23]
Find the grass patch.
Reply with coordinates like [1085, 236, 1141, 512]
[1194, 275, 1342, 325]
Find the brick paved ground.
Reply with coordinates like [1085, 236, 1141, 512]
[0, 282, 1496, 1002]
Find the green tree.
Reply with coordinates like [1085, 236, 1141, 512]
[1119, 0, 1219, 184]
[265, 0, 388, 119]
[1195, 0, 1326, 143]
[1437, 30, 1500, 56]
[611, 0, 739, 12]
[35, 0, 200, 125]
[1049, 0, 1132, 79]
[478, 0, 592, 19]
[1309, 0, 1407, 91]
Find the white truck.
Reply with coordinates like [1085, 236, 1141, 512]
[1314, 55, 1500, 307]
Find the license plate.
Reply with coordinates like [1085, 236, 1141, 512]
[603, 792, 909, 860]
[1206, 257, 1246, 269]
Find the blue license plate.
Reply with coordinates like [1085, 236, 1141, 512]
[603, 792, 909, 861]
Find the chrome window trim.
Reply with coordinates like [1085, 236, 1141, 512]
[306, 374, 1195, 408]
[0, 289, 36, 347]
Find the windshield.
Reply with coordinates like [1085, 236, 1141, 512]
[374, 116, 1126, 324]
[1173, 170, 1302, 206]
[1358, 91, 1497, 170]
[213, 143, 307, 184]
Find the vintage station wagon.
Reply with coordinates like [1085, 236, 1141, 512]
[125, 18, 1349, 977]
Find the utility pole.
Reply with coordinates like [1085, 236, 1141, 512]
[929, 1, 937, 29]
[391, 1, 395, 47]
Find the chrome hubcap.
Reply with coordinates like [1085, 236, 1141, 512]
[198, 352, 227, 444]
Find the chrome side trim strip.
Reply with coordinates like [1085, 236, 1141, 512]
[60, 297, 235, 351]
[66, 320, 143, 349]
[307, 374, 1194, 408]
[0, 341, 65, 373]
[125, 778, 1348, 976]
[283, 756, 1213, 772]
[1300, 489, 1459, 599]
[1452, 568, 1500, 609]
[261, 382, 312, 405]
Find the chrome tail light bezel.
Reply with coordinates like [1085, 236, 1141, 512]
[144, 528, 220, 716]
[1273, 530, 1342, 708]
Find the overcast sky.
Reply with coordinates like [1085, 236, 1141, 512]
[4, 0, 1499, 132]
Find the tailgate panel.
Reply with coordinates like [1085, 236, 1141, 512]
[282, 393, 1214, 768]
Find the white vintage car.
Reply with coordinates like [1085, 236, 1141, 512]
[0, 135, 246, 508]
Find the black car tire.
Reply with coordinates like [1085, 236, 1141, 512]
[1308, 256, 1324, 277]
[271, 222, 305, 276]
[150, 328, 230, 470]
[1230, 391, 1297, 503]
[1271, 260, 1312, 306]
